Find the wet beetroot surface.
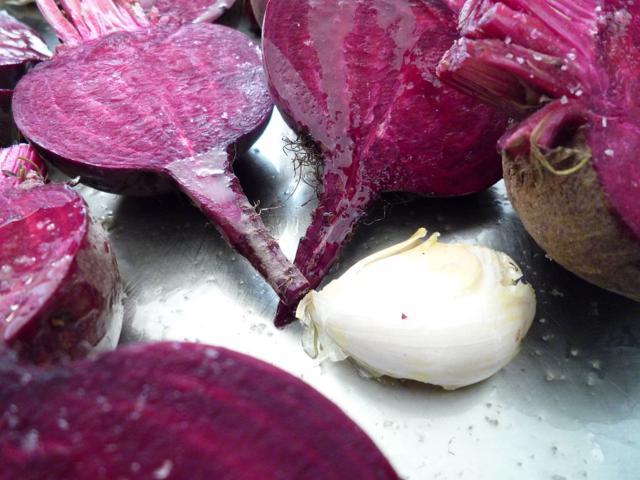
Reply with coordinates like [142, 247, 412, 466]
[263, 0, 509, 324]
[142, 0, 235, 24]
[13, 23, 309, 305]
[0, 145, 122, 364]
[0, 342, 398, 480]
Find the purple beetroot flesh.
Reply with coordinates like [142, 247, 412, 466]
[438, 0, 640, 301]
[0, 10, 50, 145]
[14, 1, 309, 306]
[263, 0, 510, 325]
[0, 341, 399, 479]
[0, 144, 123, 364]
[139, 0, 236, 24]
[0, 10, 50, 90]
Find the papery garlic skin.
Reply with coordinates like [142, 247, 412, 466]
[297, 229, 536, 390]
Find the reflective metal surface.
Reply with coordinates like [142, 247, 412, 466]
[8, 4, 640, 478]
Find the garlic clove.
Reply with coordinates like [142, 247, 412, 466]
[296, 229, 536, 390]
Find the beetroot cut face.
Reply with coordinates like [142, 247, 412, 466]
[0, 341, 399, 480]
[14, 0, 309, 306]
[438, 0, 640, 301]
[263, 0, 510, 325]
[140, 0, 236, 24]
[0, 10, 51, 145]
[0, 145, 123, 365]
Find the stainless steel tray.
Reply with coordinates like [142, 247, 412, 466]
[8, 4, 640, 478]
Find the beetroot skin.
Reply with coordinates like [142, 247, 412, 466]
[140, 0, 236, 24]
[438, 0, 640, 301]
[0, 342, 399, 479]
[0, 145, 123, 364]
[0, 10, 50, 145]
[15, 1, 309, 306]
[263, 0, 510, 324]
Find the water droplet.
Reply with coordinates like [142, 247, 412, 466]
[152, 460, 173, 479]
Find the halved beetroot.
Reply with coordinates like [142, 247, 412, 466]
[0, 145, 123, 364]
[263, 0, 510, 324]
[0, 10, 50, 90]
[0, 342, 398, 479]
[0, 10, 50, 145]
[14, 0, 309, 306]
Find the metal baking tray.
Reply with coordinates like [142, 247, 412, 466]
[7, 3, 640, 478]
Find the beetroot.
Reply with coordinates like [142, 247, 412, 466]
[0, 145, 123, 364]
[0, 341, 398, 479]
[0, 10, 50, 90]
[140, 0, 235, 24]
[14, 0, 309, 306]
[438, 0, 640, 301]
[0, 10, 50, 145]
[263, 0, 510, 325]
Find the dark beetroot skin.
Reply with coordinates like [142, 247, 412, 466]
[0, 145, 123, 364]
[15, 1, 309, 306]
[140, 0, 236, 24]
[438, 0, 640, 301]
[0, 342, 399, 479]
[263, 0, 510, 325]
[0, 10, 50, 145]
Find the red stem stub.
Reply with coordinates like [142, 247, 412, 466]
[36, 0, 150, 46]
[164, 150, 310, 306]
[0, 144, 46, 188]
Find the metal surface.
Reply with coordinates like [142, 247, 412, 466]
[8, 4, 640, 479]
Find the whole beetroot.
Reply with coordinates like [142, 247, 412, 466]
[0, 145, 123, 364]
[263, 0, 510, 325]
[438, 0, 640, 301]
[0, 342, 399, 479]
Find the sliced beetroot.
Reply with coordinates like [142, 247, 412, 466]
[0, 342, 399, 479]
[263, 0, 510, 324]
[140, 0, 235, 24]
[438, 0, 640, 301]
[15, 1, 309, 306]
[0, 144, 123, 364]
[0, 10, 50, 145]
[0, 10, 50, 90]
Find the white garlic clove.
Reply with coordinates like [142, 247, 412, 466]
[296, 228, 536, 390]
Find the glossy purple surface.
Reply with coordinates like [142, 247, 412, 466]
[263, 0, 509, 324]
[13, 20, 309, 305]
[0, 342, 399, 479]
[0, 145, 121, 364]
